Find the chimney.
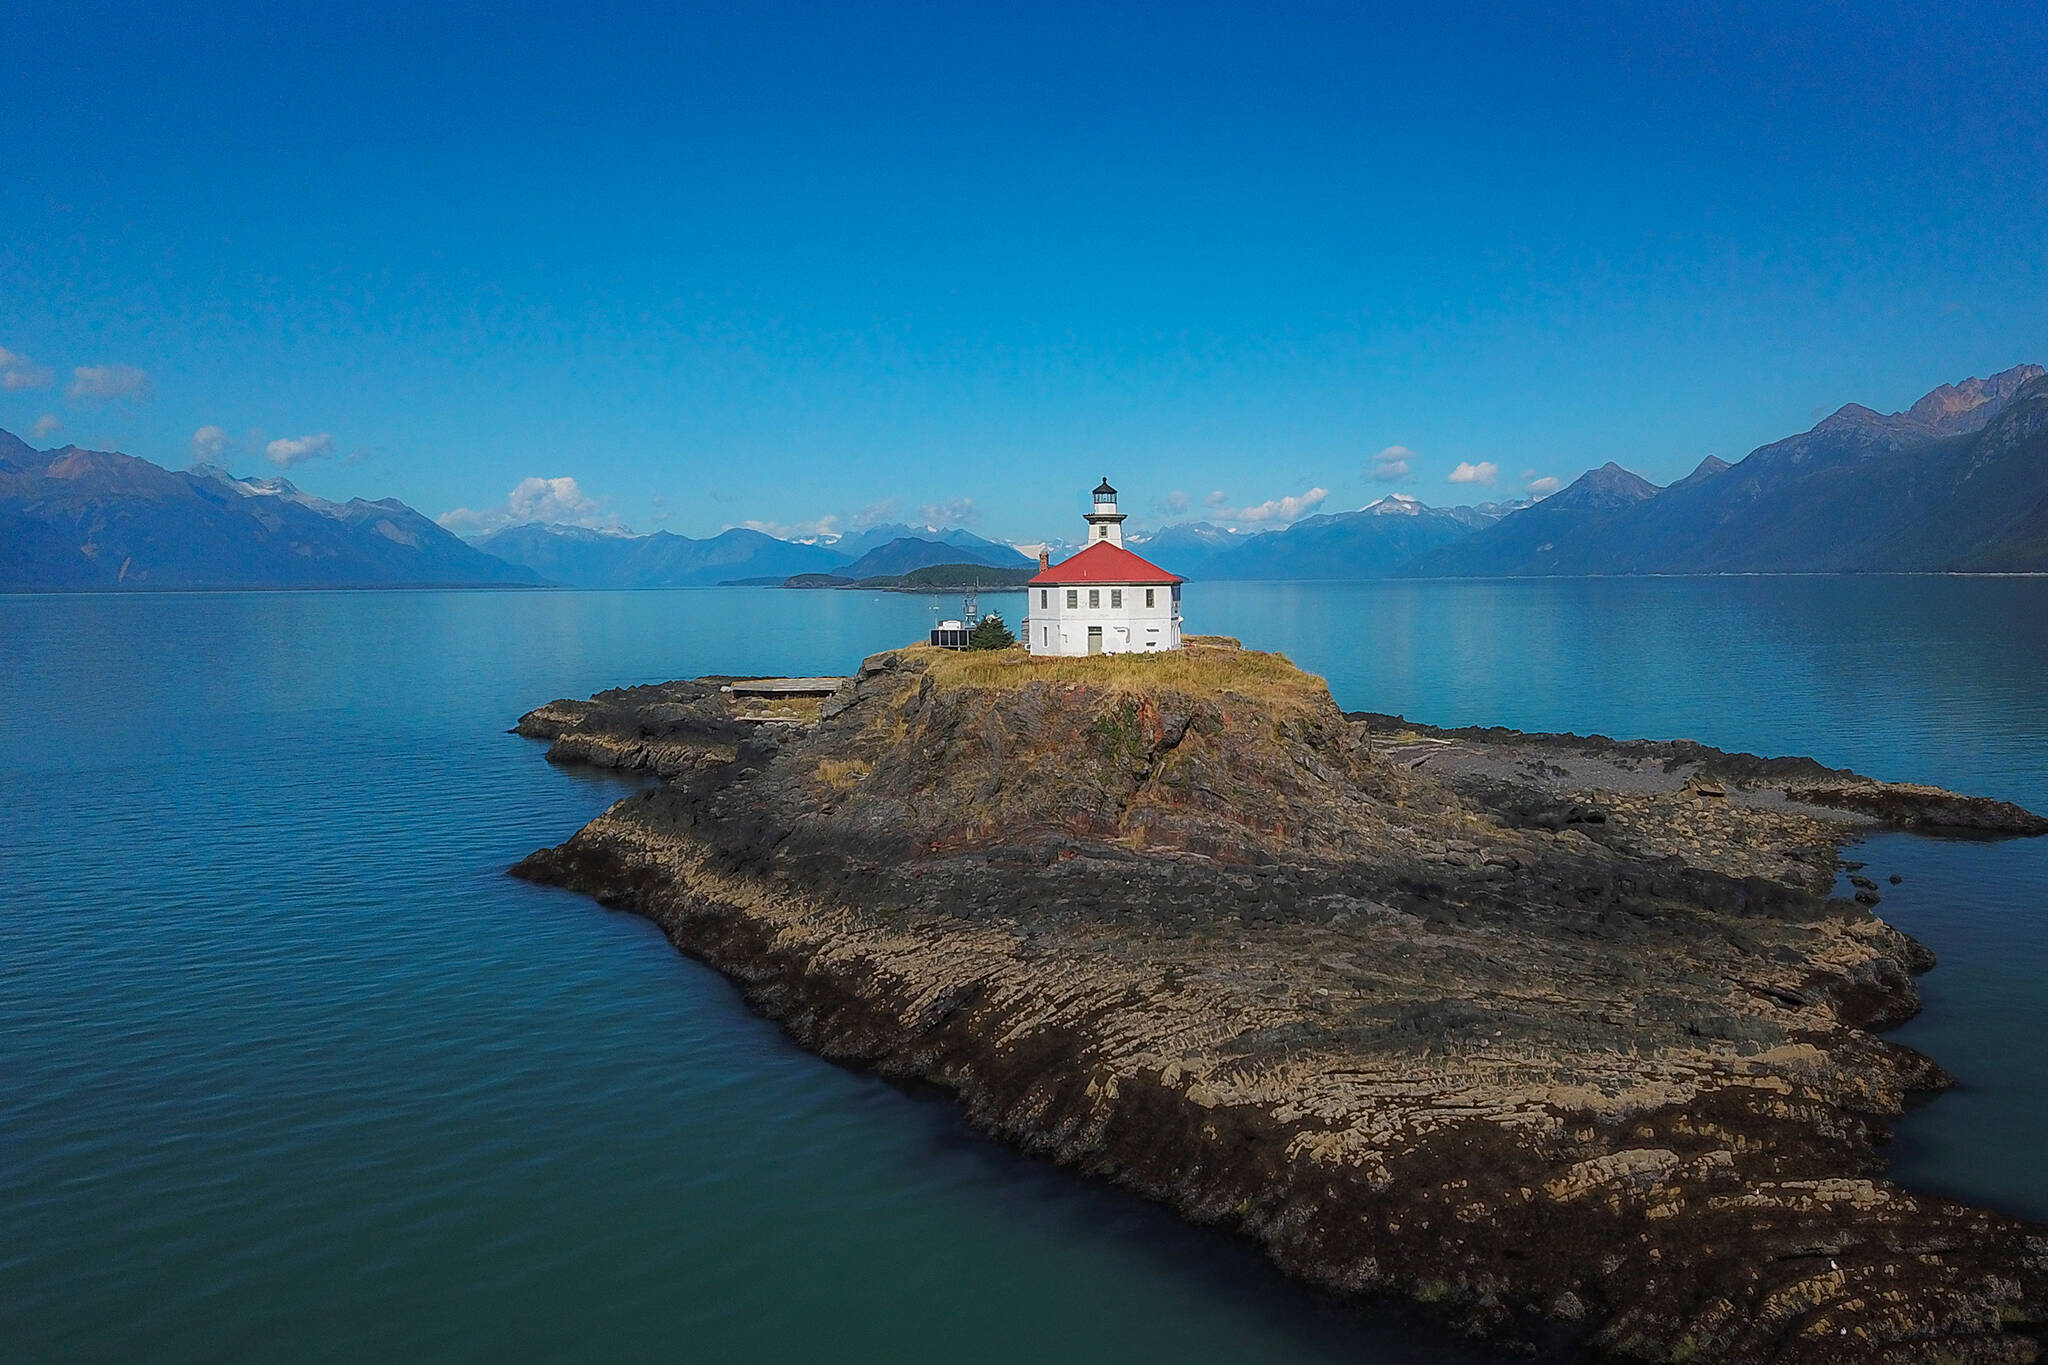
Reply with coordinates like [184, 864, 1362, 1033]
[1038, 548, 1051, 571]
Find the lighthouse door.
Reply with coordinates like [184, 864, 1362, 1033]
[1086, 626, 1103, 655]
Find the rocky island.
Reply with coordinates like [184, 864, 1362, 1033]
[512, 640, 2048, 1363]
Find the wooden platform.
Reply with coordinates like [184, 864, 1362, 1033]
[723, 677, 846, 698]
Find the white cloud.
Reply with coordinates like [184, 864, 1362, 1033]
[1447, 461, 1498, 486]
[191, 425, 231, 463]
[918, 496, 977, 527]
[1207, 486, 1331, 526]
[1525, 475, 1563, 498]
[506, 475, 602, 524]
[67, 363, 153, 403]
[438, 475, 627, 537]
[31, 414, 62, 440]
[1159, 489, 1192, 516]
[0, 346, 54, 392]
[436, 508, 497, 537]
[1367, 445, 1414, 482]
[264, 433, 335, 467]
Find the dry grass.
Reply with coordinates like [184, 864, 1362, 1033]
[815, 757, 873, 790]
[907, 642, 1333, 711]
[732, 695, 823, 722]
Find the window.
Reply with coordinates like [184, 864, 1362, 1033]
[1110, 589, 1122, 608]
[1039, 589, 1046, 608]
[1065, 589, 1078, 609]
[1097, 526, 1107, 538]
[1088, 589, 1100, 608]
[1145, 588, 1154, 608]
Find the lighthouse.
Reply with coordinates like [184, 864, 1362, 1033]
[1023, 479, 1185, 657]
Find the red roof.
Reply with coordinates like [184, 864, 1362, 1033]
[1028, 540, 1183, 586]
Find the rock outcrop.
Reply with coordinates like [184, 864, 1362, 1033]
[513, 642, 2048, 1362]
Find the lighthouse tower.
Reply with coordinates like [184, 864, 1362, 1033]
[1083, 477, 1126, 547]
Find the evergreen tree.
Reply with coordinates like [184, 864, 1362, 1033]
[968, 612, 1016, 650]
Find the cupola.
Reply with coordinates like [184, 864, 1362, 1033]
[1083, 475, 1126, 545]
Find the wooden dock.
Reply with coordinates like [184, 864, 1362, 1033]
[723, 677, 846, 698]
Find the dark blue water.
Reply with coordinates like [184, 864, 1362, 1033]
[4, 579, 2044, 1361]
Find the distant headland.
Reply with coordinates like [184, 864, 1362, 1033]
[770, 562, 1037, 592]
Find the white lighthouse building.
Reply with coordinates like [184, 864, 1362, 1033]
[1023, 479, 1185, 656]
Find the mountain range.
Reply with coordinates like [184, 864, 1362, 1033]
[835, 534, 1029, 578]
[469, 522, 848, 588]
[799, 522, 1021, 561]
[1403, 363, 2048, 576]
[1136, 494, 1530, 580]
[4, 363, 2043, 590]
[471, 522, 1032, 588]
[0, 431, 539, 590]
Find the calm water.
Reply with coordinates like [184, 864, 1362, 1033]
[3, 579, 2045, 1361]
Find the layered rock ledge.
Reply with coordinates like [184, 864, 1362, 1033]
[512, 642, 2048, 1362]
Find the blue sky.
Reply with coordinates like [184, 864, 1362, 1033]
[4, 1, 2044, 542]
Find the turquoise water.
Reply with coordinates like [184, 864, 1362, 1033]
[3, 580, 2044, 1361]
